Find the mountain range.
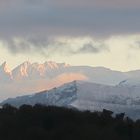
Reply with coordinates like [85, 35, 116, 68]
[1, 61, 140, 118]
[1, 61, 140, 101]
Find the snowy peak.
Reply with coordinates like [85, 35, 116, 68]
[44, 61, 60, 69]
[12, 61, 70, 80]
[0, 61, 11, 74]
[18, 61, 31, 77]
[0, 62, 12, 81]
[44, 61, 70, 69]
[12, 61, 31, 80]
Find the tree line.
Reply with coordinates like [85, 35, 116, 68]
[0, 104, 140, 140]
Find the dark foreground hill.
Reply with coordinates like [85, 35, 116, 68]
[0, 104, 140, 140]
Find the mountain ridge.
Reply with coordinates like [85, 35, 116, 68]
[2, 80, 140, 119]
[0, 61, 127, 83]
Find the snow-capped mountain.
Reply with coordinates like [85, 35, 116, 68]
[1, 61, 140, 101]
[1, 81, 78, 107]
[2, 81, 140, 119]
[0, 61, 127, 84]
[12, 61, 70, 80]
[0, 62, 12, 81]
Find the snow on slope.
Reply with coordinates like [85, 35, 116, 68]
[2, 61, 140, 101]
[1, 81, 78, 107]
[2, 81, 140, 119]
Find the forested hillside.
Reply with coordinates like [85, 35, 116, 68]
[0, 104, 140, 140]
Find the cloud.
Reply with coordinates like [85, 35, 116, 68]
[0, 0, 139, 38]
[1, 0, 140, 8]
[1, 34, 140, 71]
[1, 37, 109, 57]
[76, 43, 108, 54]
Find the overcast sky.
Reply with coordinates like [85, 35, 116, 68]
[0, 0, 140, 71]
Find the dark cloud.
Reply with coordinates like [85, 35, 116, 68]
[2, 37, 108, 57]
[76, 43, 108, 54]
[0, 0, 139, 38]
[8, 0, 140, 8]
[4, 37, 49, 54]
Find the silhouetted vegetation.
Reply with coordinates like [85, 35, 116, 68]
[0, 104, 140, 140]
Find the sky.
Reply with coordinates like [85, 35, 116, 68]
[0, 0, 140, 71]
